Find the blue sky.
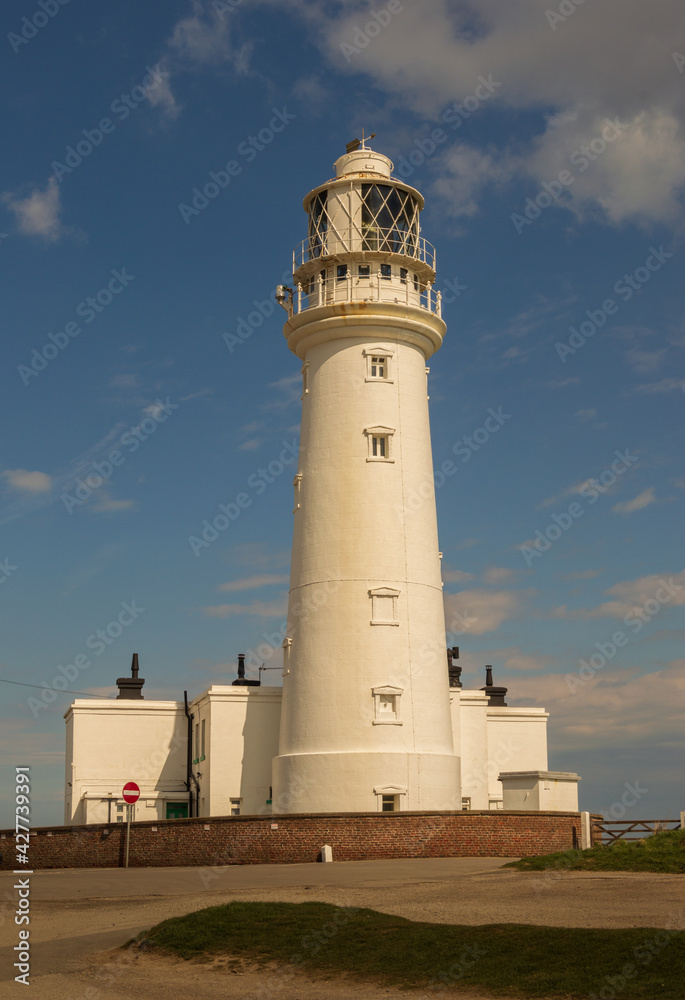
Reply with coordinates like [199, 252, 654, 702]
[1, 0, 684, 826]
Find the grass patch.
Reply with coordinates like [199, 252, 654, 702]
[506, 828, 685, 873]
[137, 900, 685, 998]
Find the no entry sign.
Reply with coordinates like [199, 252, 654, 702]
[122, 781, 140, 804]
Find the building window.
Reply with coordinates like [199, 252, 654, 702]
[230, 798, 242, 816]
[370, 356, 386, 379]
[363, 349, 393, 383]
[462, 797, 471, 811]
[400, 267, 408, 284]
[116, 802, 125, 823]
[358, 264, 370, 278]
[337, 264, 348, 281]
[369, 588, 400, 626]
[301, 362, 309, 397]
[201, 719, 206, 759]
[374, 784, 407, 811]
[413, 273, 419, 291]
[372, 684, 403, 724]
[489, 799, 504, 810]
[380, 263, 391, 280]
[365, 425, 395, 462]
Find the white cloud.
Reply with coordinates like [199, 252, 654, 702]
[634, 378, 685, 393]
[152, 0, 252, 117]
[89, 490, 136, 514]
[202, 596, 289, 618]
[553, 570, 685, 620]
[2, 177, 63, 242]
[456, 537, 478, 550]
[612, 487, 657, 515]
[144, 63, 179, 120]
[2, 469, 52, 493]
[574, 408, 596, 423]
[169, 1, 247, 66]
[442, 569, 475, 584]
[561, 569, 602, 581]
[219, 574, 290, 592]
[482, 567, 519, 584]
[444, 588, 532, 635]
[284, 0, 685, 226]
[431, 144, 515, 220]
[505, 661, 685, 752]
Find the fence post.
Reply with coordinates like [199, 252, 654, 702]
[680, 811, 685, 830]
[580, 811, 591, 850]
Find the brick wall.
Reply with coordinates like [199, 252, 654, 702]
[0, 811, 581, 870]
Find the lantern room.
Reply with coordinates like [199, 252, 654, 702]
[289, 141, 441, 318]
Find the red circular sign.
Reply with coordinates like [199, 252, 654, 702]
[122, 781, 140, 804]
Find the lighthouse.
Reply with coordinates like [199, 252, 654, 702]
[272, 139, 461, 814]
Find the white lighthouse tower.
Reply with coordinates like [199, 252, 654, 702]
[272, 139, 461, 814]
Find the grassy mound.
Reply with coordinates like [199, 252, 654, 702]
[137, 900, 685, 998]
[507, 827, 685, 873]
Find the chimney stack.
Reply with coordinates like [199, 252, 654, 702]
[232, 652, 260, 687]
[116, 653, 145, 699]
[480, 664, 508, 706]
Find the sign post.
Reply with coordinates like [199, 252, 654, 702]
[122, 782, 140, 869]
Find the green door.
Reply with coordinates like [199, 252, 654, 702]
[166, 802, 189, 819]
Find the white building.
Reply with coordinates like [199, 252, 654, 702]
[64, 141, 579, 825]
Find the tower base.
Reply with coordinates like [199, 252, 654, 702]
[272, 751, 461, 814]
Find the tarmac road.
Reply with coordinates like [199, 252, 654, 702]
[1, 857, 683, 998]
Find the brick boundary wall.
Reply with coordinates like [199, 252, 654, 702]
[0, 811, 581, 870]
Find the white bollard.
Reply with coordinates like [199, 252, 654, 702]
[320, 844, 333, 863]
[580, 811, 592, 850]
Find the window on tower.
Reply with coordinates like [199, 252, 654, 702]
[358, 264, 370, 278]
[365, 425, 395, 461]
[337, 264, 348, 281]
[381, 795, 397, 812]
[370, 357, 385, 378]
[380, 264, 391, 280]
[363, 350, 393, 382]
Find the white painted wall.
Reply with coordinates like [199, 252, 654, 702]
[64, 700, 188, 825]
[64, 684, 569, 822]
[192, 686, 282, 816]
[499, 771, 580, 811]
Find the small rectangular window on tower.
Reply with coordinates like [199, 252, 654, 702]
[365, 425, 395, 461]
[364, 349, 393, 383]
[230, 798, 242, 816]
[380, 263, 391, 280]
[381, 795, 397, 812]
[358, 264, 370, 278]
[400, 267, 408, 284]
[337, 264, 348, 281]
[370, 356, 385, 379]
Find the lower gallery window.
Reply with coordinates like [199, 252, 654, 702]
[381, 795, 397, 812]
[372, 435, 386, 458]
[230, 798, 242, 816]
